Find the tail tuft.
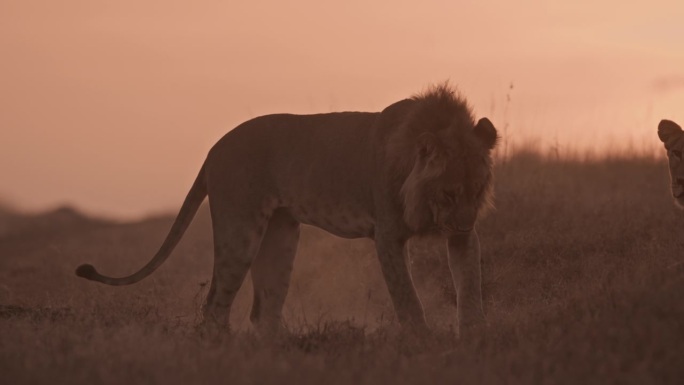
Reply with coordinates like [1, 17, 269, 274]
[74, 163, 207, 286]
[75, 264, 98, 280]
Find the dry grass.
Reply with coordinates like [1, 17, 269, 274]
[1, 151, 684, 384]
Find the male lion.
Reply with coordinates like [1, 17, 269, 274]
[76, 84, 498, 337]
[658, 119, 684, 209]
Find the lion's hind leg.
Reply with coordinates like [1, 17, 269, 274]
[201, 201, 272, 332]
[249, 208, 300, 337]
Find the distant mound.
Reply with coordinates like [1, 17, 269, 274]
[0, 205, 111, 239]
[0, 203, 20, 236]
[0, 200, 18, 217]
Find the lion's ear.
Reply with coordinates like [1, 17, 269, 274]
[474, 118, 498, 150]
[658, 120, 683, 149]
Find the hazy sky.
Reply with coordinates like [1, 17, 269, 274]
[1, 1, 683, 218]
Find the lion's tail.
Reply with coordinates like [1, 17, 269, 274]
[75, 164, 208, 286]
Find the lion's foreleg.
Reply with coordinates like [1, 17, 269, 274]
[447, 231, 486, 337]
[375, 236, 428, 331]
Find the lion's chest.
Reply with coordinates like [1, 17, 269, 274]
[284, 199, 375, 239]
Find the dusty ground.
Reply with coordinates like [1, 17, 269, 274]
[1, 151, 684, 384]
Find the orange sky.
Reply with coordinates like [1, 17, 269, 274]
[1, 1, 683, 218]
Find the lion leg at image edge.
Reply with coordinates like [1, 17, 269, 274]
[448, 231, 486, 337]
[658, 119, 684, 209]
[249, 208, 300, 337]
[375, 234, 429, 333]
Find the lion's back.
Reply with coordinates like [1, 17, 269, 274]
[207, 111, 381, 197]
[212, 112, 377, 157]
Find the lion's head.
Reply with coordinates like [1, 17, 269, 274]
[388, 84, 498, 235]
[658, 119, 684, 209]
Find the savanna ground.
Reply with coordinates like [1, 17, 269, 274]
[1, 149, 684, 384]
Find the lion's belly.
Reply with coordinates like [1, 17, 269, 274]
[286, 203, 375, 239]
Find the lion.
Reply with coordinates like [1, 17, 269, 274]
[76, 83, 498, 337]
[658, 119, 684, 209]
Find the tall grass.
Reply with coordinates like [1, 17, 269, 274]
[1, 148, 683, 384]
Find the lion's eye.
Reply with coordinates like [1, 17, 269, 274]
[442, 190, 456, 203]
